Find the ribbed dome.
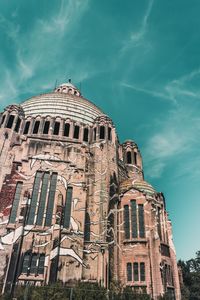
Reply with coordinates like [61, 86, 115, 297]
[120, 178, 156, 196]
[21, 82, 104, 125]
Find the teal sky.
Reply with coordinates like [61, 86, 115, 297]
[0, 0, 200, 260]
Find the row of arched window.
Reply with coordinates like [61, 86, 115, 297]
[0, 113, 113, 143]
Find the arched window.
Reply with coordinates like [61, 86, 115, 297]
[14, 117, 21, 132]
[23, 121, 30, 134]
[84, 213, 90, 241]
[127, 151, 132, 164]
[64, 123, 70, 137]
[33, 120, 40, 134]
[100, 126, 105, 139]
[83, 128, 89, 142]
[53, 122, 60, 135]
[6, 115, 15, 129]
[43, 121, 50, 134]
[108, 127, 112, 141]
[73, 125, 79, 139]
[93, 127, 96, 141]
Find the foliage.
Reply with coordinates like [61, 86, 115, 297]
[178, 251, 200, 300]
[0, 281, 152, 300]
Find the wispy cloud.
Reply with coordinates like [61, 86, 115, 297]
[121, 82, 176, 103]
[0, 0, 91, 108]
[120, 0, 154, 53]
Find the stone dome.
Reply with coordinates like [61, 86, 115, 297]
[120, 178, 156, 196]
[20, 81, 104, 125]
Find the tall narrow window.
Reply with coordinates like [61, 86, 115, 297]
[84, 212, 90, 241]
[38, 254, 45, 274]
[9, 182, 23, 223]
[63, 187, 73, 228]
[53, 122, 60, 135]
[30, 254, 38, 274]
[131, 200, 138, 238]
[36, 173, 50, 226]
[124, 205, 130, 239]
[100, 126, 105, 139]
[45, 173, 57, 226]
[134, 152, 137, 165]
[157, 207, 162, 240]
[6, 115, 15, 129]
[138, 204, 145, 238]
[73, 125, 79, 139]
[43, 121, 50, 134]
[108, 127, 112, 141]
[23, 121, 30, 134]
[14, 117, 21, 132]
[64, 123, 70, 137]
[33, 120, 40, 134]
[127, 263, 132, 281]
[83, 128, 89, 142]
[94, 128, 96, 141]
[133, 262, 139, 281]
[22, 252, 31, 274]
[127, 151, 132, 164]
[27, 172, 43, 225]
[140, 263, 145, 281]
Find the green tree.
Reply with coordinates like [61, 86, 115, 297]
[178, 251, 200, 300]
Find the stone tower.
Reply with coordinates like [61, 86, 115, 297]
[0, 81, 180, 299]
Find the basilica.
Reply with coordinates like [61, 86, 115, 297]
[0, 81, 180, 299]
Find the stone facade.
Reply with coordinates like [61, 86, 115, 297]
[0, 81, 181, 299]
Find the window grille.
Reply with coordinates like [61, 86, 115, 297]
[140, 262, 145, 281]
[27, 172, 42, 225]
[84, 212, 90, 241]
[133, 262, 139, 281]
[63, 187, 73, 228]
[131, 200, 138, 238]
[127, 263, 132, 281]
[36, 173, 50, 226]
[138, 204, 145, 238]
[45, 173, 57, 226]
[124, 205, 130, 239]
